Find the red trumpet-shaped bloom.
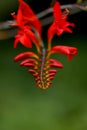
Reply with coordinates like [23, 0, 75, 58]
[14, 52, 39, 62]
[51, 45, 78, 61]
[47, 1, 75, 42]
[13, 26, 38, 48]
[12, 0, 41, 49]
[49, 59, 63, 68]
[18, 0, 41, 34]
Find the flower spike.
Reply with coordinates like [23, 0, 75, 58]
[13, 0, 78, 89]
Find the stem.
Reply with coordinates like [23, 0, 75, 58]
[40, 42, 46, 88]
[48, 39, 52, 52]
[32, 26, 42, 54]
[33, 26, 46, 88]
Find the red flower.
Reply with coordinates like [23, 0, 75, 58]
[12, 0, 41, 49]
[14, 52, 39, 62]
[18, 0, 41, 34]
[51, 45, 78, 61]
[47, 1, 75, 42]
[14, 26, 38, 48]
[49, 59, 63, 68]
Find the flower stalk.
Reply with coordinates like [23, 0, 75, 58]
[0, 0, 80, 89]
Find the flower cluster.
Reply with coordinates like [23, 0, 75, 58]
[12, 0, 78, 89]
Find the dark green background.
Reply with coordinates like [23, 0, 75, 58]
[0, 0, 87, 130]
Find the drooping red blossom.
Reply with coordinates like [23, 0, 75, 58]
[47, 1, 75, 42]
[14, 52, 40, 62]
[49, 59, 63, 68]
[14, 26, 38, 48]
[12, 15, 38, 48]
[22, 63, 35, 68]
[20, 59, 36, 66]
[48, 70, 57, 73]
[18, 0, 41, 34]
[51, 45, 78, 61]
[12, 0, 41, 49]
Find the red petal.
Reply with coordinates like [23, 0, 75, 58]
[14, 35, 20, 48]
[18, 0, 41, 34]
[11, 12, 22, 27]
[14, 26, 38, 49]
[16, 4, 23, 26]
[47, 1, 62, 40]
[47, 1, 75, 40]
[20, 33, 32, 48]
[25, 28, 38, 45]
[47, 22, 56, 42]
[14, 33, 32, 48]
[14, 30, 32, 48]
[53, 2, 62, 21]
[64, 27, 73, 34]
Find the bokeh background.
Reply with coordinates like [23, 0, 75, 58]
[0, 0, 87, 130]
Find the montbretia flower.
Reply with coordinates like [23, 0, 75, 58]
[50, 45, 78, 61]
[13, 0, 78, 89]
[18, 0, 41, 34]
[14, 52, 40, 62]
[11, 0, 41, 52]
[47, 1, 75, 45]
[13, 26, 38, 48]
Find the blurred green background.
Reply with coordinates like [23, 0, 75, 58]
[0, 0, 87, 130]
